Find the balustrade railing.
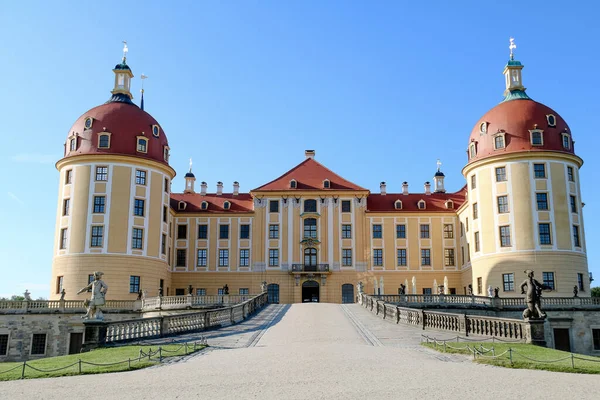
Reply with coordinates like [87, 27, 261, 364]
[0, 299, 138, 313]
[141, 294, 257, 311]
[290, 264, 330, 272]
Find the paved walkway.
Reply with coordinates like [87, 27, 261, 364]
[3, 303, 600, 399]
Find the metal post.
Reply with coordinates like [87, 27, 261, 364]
[509, 348, 513, 365]
[128, 358, 131, 369]
[159, 347, 162, 363]
[185, 342, 188, 355]
[571, 354, 575, 369]
[21, 361, 26, 379]
[78, 359, 82, 374]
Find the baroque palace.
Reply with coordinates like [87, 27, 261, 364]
[50, 44, 590, 304]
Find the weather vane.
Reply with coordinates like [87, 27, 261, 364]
[122, 40, 129, 62]
[509, 37, 516, 60]
[141, 74, 148, 92]
[436, 159, 442, 171]
[189, 157, 193, 172]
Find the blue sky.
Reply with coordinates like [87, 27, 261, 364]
[0, 1, 598, 298]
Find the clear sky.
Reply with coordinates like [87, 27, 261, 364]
[0, 1, 598, 298]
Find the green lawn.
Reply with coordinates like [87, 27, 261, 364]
[0, 342, 206, 381]
[423, 341, 600, 374]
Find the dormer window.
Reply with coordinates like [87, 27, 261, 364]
[223, 201, 231, 210]
[446, 200, 454, 209]
[562, 133, 571, 150]
[69, 137, 77, 151]
[163, 146, 170, 162]
[546, 114, 557, 127]
[394, 200, 402, 210]
[479, 122, 488, 134]
[418, 200, 426, 210]
[84, 117, 93, 130]
[530, 130, 544, 146]
[469, 142, 477, 159]
[493, 132, 505, 150]
[290, 179, 297, 189]
[137, 137, 148, 153]
[98, 133, 111, 149]
[152, 125, 160, 138]
[201, 201, 208, 210]
[323, 179, 330, 189]
[178, 201, 187, 211]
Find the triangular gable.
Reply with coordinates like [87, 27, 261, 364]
[253, 158, 367, 191]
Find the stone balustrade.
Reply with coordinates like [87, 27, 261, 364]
[141, 294, 257, 311]
[0, 299, 140, 314]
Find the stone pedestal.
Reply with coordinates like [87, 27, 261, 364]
[82, 320, 108, 352]
[524, 319, 546, 347]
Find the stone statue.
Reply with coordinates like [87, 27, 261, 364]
[438, 285, 444, 295]
[23, 290, 32, 301]
[261, 281, 267, 293]
[142, 289, 147, 299]
[223, 284, 229, 295]
[158, 287, 164, 297]
[399, 284, 406, 295]
[573, 285, 579, 297]
[494, 287, 500, 298]
[357, 281, 364, 294]
[60, 289, 66, 300]
[136, 290, 143, 300]
[488, 285, 494, 298]
[467, 284, 473, 295]
[188, 285, 194, 295]
[77, 271, 108, 320]
[520, 270, 551, 320]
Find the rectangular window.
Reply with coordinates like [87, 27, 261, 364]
[372, 224, 382, 239]
[176, 289, 185, 296]
[472, 203, 478, 219]
[539, 223, 552, 245]
[531, 131, 543, 145]
[62, 198, 70, 216]
[373, 249, 383, 266]
[536, 193, 548, 210]
[342, 249, 352, 266]
[477, 277, 483, 295]
[342, 224, 352, 239]
[573, 225, 581, 247]
[132, 228, 143, 249]
[198, 224, 208, 239]
[56, 276, 64, 294]
[196, 288, 206, 296]
[499, 226, 511, 247]
[269, 249, 279, 266]
[90, 226, 104, 247]
[239, 249, 249, 266]
[129, 276, 140, 293]
[164, 178, 169, 193]
[239, 288, 249, 295]
[217, 288, 224, 296]
[497, 196, 509, 213]
[197, 249, 207, 267]
[269, 224, 279, 239]
[134, 199, 145, 216]
[0, 334, 8, 356]
[470, 174, 476, 189]
[93, 196, 105, 213]
[494, 135, 505, 149]
[135, 170, 147, 185]
[219, 249, 229, 267]
[396, 224, 406, 239]
[466, 218, 469, 232]
[567, 166, 574, 182]
[461, 247, 465, 265]
[421, 249, 431, 266]
[570, 196, 577, 213]
[577, 273, 584, 291]
[443, 224, 453, 239]
[65, 169, 72, 185]
[95, 166, 108, 181]
[177, 225, 187, 240]
[460, 222, 464, 237]
[219, 225, 229, 239]
[341, 200, 351, 213]
[161, 234, 166, 255]
[467, 243, 471, 262]
[423, 288, 432, 295]
[444, 249, 455, 266]
[163, 206, 168, 223]
[176, 249, 186, 267]
[593, 329, 600, 351]
[420, 224, 430, 239]
[30, 334, 47, 356]
[60, 228, 68, 250]
[503, 273, 515, 292]
[542, 272, 555, 290]
[534, 163, 546, 178]
[495, 167, 507, 182]
[397, 249, 407, 266]
[240, 224, 250, 239]
[269, 200, 279, 213]
[474, 231, 480, 252]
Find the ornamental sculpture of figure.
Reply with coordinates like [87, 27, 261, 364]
[77, 271, 108, 320]
[223, 284, 229, 295]
[357, 281, 364, 294]
[520, 270, 551, 320]
[398, 284, 406, 295]
[261, 281, 267, 293]
[23, 290, 32, 301]
[60, 289, 66, 300]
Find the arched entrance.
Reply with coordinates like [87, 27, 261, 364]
[341, 284, 354, 304]
[267, 284, 280, 304]
[302, 280, 319, 302]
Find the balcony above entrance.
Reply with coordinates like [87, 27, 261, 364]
[290, 264, 330, 274]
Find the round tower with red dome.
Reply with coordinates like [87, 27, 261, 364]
[460, 39, 589, 297]
[51, 45, 175, 299]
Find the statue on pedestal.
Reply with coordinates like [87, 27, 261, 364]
[223, 284, 229, 295]
[77, 271, 108, 320]
[23, 290, 32, 301]
[357, 281, 364, 294]
[520, 270, 551, 320]
[261, 281, 267, 293]
[398, 284, 406, 295]
[573, 285, 579, 298]
[60, 289, 66, 300]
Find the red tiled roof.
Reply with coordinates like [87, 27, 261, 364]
[253, 158, 367, 191]
[366, 189, 466, 213]
[170, 193, 253, 213]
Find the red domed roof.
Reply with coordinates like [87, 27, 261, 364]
[467, 98, 574, 164]
[62, 101, 169, 165]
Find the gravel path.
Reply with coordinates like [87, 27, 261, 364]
[2, 303, 599, 400]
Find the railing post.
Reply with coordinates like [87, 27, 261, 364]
[421, 310, 426, 330]
[160, 316, 169, 337]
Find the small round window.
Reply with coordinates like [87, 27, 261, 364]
[480, 122, 487, 134]
[152, 125, 160, 137]
[84, 117, 93, 129]
[546, 115, 556, 127]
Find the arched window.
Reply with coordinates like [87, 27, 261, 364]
[223, 201, 230, 210]
[323, 179, 330, 189]
[137, 137, 148, 153]
[304, 248, 317, 267]
[418, 200, 426, 210]
[394, 200, 402, 210]
[446, 200, 454, 209]
[303, 218, 317, 239]
[98, 134, 110, 149]
[290, 179, 297, 189]
[69, 137, 77, 151]
[178, 201, 187, 211]
[201, 201, 208, 210]
[304, 199, 317, 213]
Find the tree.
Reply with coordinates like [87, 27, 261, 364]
[0, 295, 25, 301]
[592, 287, 600, 298]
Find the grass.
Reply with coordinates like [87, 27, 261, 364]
[422, 340, 600, 374]
[0, 342, 206, 381]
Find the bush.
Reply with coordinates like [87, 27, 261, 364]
[591, 287, 600, 298]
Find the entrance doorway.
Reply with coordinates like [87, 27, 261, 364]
[267, 284, 280, 304]
[553, 328, 571, 352]
[341, 284, 354, 303]
[302, 280, 319, 302]
[68, 332, 83, 354]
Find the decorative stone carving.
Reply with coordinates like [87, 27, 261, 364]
[23, 290, 32, 301]
[77, 271, 108, 320]
[357, 281, 364, 294]
[60, 289, 66, 301]
[520, 270, 551, 320]
[261, 281, 267, 293]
